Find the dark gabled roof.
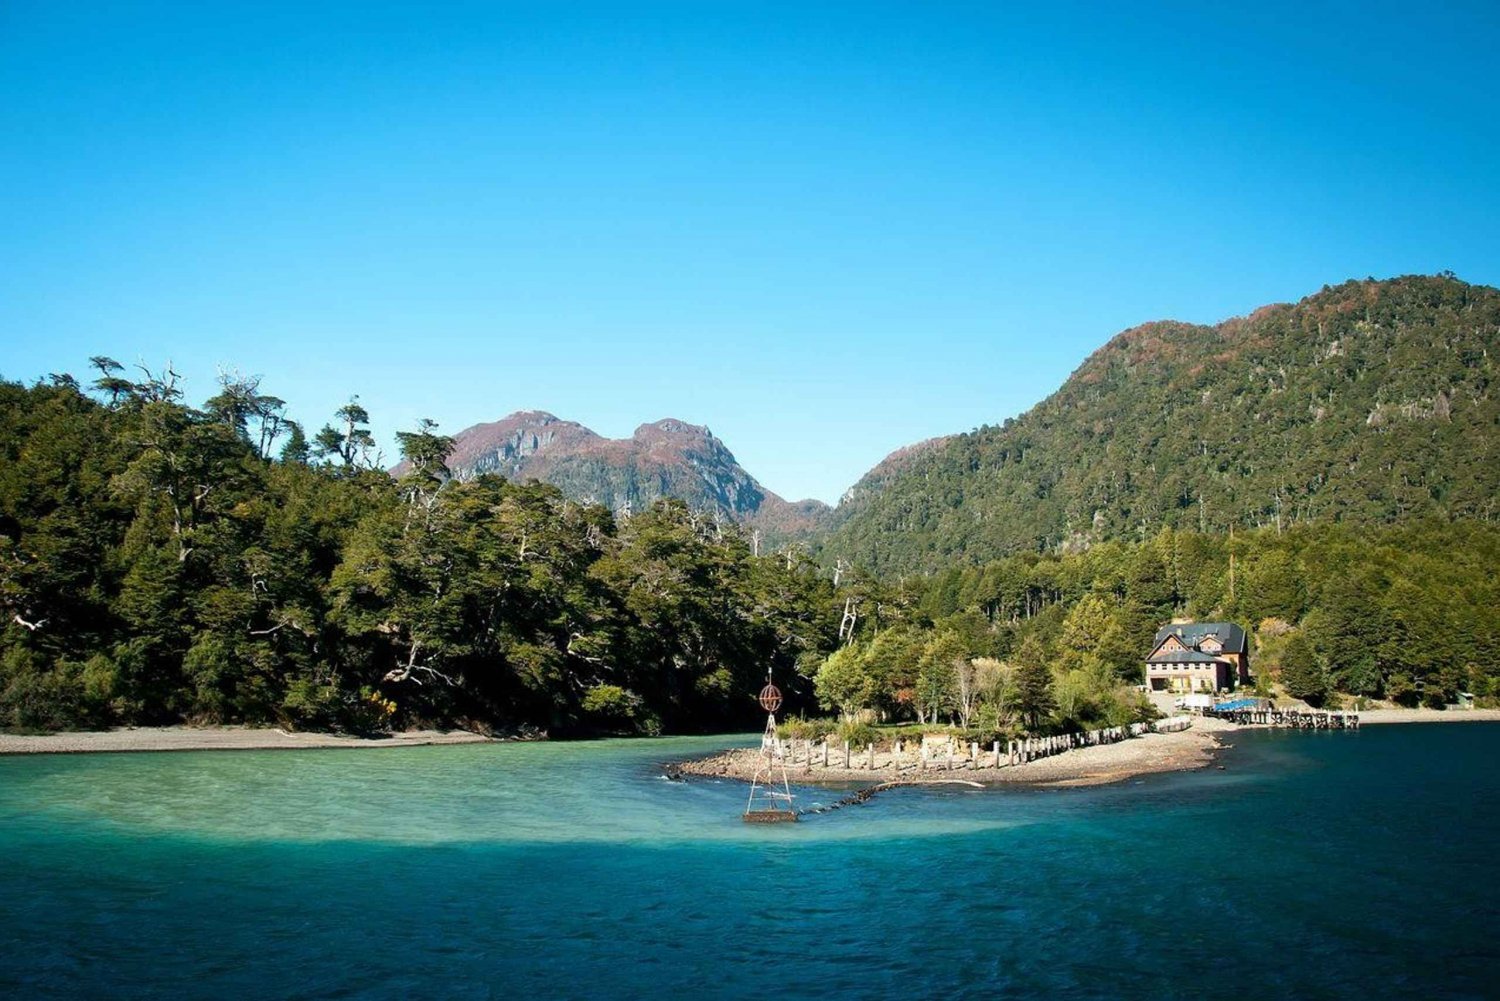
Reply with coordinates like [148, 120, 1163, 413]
[1151, 621, 1248, 655]
[1147, 650, 1231, 665]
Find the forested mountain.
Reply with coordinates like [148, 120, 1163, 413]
[804, 519, 1500, 730]
[401, 410, 831, 545]
[826, 275, 1500, 574]
[834, 435, 953, 512]
[0, 373, 840, 735]
[6, 273, 1500, 735]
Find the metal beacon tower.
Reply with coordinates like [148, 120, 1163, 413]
[743, 672, 797, 823]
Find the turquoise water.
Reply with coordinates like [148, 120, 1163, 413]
[1, 725, 1496, 999]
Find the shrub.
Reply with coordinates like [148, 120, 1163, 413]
[581, 684, 641, 721]
[1, 652, 78, 731]
[1385, 673, 1419, 707]
[183, 634, 235, 723]
[580, 684, 660, 735]
[278, 680, 394, 735]
[347, 686, 397, 735]
[0, 650, 117, 731]
[835, 718, 878, 748]
[278, 679, 345, 732]
[778, 717, 835, 742]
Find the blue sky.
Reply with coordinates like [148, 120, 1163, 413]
[3, 2, 1497, 503]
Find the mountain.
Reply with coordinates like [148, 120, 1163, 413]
[413, 410, 831, 542]
[825, 275, 1500, 573]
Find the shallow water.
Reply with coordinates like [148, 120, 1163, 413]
[1, 725, 1496, 999]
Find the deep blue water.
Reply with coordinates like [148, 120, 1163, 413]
[1, 724, 1497, 1000]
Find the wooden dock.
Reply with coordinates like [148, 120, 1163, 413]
[1208, 708, 1359, 729]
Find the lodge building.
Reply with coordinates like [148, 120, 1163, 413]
[1144, 621, 1251, 693]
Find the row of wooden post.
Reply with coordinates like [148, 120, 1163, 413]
[779, 718, 1188, 772]
[1208, 709, 1358, 729]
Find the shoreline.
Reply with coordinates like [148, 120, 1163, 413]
[1, 708, 1493, 759]
[0, 725, 493, 755]
[1354, 708, 1500, 724]
[676, 710, 1500, 790]
[675, 718, 1236, 789]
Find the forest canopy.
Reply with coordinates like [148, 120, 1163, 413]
[827, 275, 1500, 574]
[811, 519, 1500, 736]
[2, 347, 1497, 737]
[0, 367, 839, 735]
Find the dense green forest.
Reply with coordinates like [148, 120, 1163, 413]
[827, 275, 1500, 574]
[0, 366, 839, 734]
[803, 520, 1500, 738]
[5, 279, 1500, 737]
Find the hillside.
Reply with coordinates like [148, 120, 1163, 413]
[410, 410, 831, 542]
[825, 275, 1500, 573]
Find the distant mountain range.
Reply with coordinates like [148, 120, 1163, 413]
[416, 275, 1500, 570]
[411, 410, 832, 543]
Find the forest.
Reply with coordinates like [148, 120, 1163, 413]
[829, 275, 1500, 573]
[804, 519, 1500, 742]
[0, 365, 838, 735]
[2, 354, 1497, 738]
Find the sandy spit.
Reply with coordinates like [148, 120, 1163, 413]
[0, 725, 493, 755]
[675, 717, 1235, 790]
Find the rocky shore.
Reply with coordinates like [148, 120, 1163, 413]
[676, 716, 1235, 789]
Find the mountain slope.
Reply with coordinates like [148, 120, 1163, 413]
[416, 411, 831, 541]
[825, 275, 1500, 573]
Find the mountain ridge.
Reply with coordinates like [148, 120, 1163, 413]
[406, 274, 1499, 572]
[408, 409, 833, 542]
[823, 274, 1500, 573]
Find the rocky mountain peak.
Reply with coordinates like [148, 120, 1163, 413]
[423, 411, 831, 544]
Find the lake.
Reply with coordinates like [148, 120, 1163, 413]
[1, 724, 1496, 999]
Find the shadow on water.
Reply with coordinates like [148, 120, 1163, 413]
[1, 725, 1497, 999]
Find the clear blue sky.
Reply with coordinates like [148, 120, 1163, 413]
[3, 2, 1497, 503]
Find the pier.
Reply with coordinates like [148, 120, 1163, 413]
[1207, 708, 1359, 729]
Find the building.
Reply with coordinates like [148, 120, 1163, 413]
[1144, 621, 1251, 693]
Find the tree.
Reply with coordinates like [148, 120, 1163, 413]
[88, 356, 133, 408]
[861, 626, 925, 719]
[1304, 568, 1386, 695]
[279, 421, 310, 464]
[1240, 549, 1304, 622]
[813, 644, 874, 719]
[1010, 635, 1056, 731]
[1060, 591, 1115, 656]
[1280, 634, 1329, 707]
[204, 371, 290, 459]
[952, 654, 980, 729]
[394, 418, 455, 528]
[914, 629, 964, 724]
[314, 397, 377, 469]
